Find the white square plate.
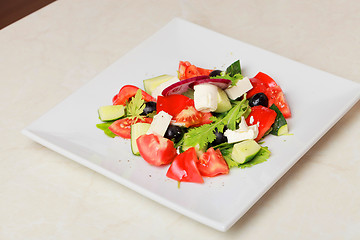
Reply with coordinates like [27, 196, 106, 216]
[22, 18, 360, 231]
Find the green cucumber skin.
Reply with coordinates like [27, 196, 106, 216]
[269, 104, 288, 136]
[214, 88, 232, 113]
[98, 105, 125, 122]
[143, 74, 174, 95]
[231, 139, 261, 164]
[277, 125, 289, 136]
[131, 123, 151, 155]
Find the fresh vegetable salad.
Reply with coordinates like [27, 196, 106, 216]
[96, 60, 291, 184]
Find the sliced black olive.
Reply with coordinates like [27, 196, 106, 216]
[210, 127, 228, 146]
[249, 93, 268, 107]
[141, 101, 157, 115]
[209, 70, 223, 77]
[164, 125, 184, 143]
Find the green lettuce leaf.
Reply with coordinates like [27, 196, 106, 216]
[221, 97, 249, 130]
[182, 99, 249, 150]
[218, 144, 271, 169]
[96, 122, 116, 138]
[226, 60, 242, 76]
[211, 73, 243, 86]
[239, 147, 271, 168]
[218, 145, 238, 168]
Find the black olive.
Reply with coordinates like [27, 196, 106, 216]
[209, 70, 223, 77]
[249, 93, 268, 107]
[141, 101, 157, 115]
[164, 125, 184, 143]
[210, 127, 228, 146]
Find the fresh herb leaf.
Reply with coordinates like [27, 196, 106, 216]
[183, 119, 223, 150]
[211, 73, 243, 86]
[226, 60, 241, 76]
[146, 111, 157, 118]
[211, 60, 243, 86]
[212, 141, 234, 150]
[126, 89, 145, 119]
[174, 136, 184, 149]
[182, 99, 249, 150]
[223, 154, 239, 169]
[221, 97, 249, 130]
[239, 147, 271, 168]
[218, 145, 238, 169]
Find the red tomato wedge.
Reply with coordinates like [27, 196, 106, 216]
[178, 61, 213, 80]
[265, 86, 291, 118]
[157, 95, 213, 127]
[247, 77, 268, 99]
[166, 147, 204, 183]
[247, 72, 291, 118]
[253, 72, 278, 88]
[247, 72, 278, 99]
[174, 106, 213, 127]
[157, 94, 194, 117]
[113, 85, 155, 106]
[246, 106, 277, 142]
[108, 117, 152, 139]
[137, 134, 178, 166]
[197, 148, 229, 177]
[178, 61, 189, 79]
[192, 111, 213, 127]
[174, 106, 203, 127]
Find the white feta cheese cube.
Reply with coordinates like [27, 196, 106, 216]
[224, 116, 259, 143]
[225, 77, 253, 100]
[146, 111, 172, 136]
[193, 83, 218, 112]
[224, 129, 257, 143]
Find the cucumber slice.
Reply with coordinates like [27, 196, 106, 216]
[182, 89, 194, 99]
[231, 139, 261, 164]
[131, 122, 151, 155]
[98, 105, 125, 121]
[215, 88, 232, 113]
[269, 104, 288, 136]
[143, 74, 175, 95]
[277, 125, 289, 136]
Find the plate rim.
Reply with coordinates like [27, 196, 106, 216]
[22, 17, 360, 232]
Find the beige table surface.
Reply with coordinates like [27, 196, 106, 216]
[1, 0, 360, 239]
